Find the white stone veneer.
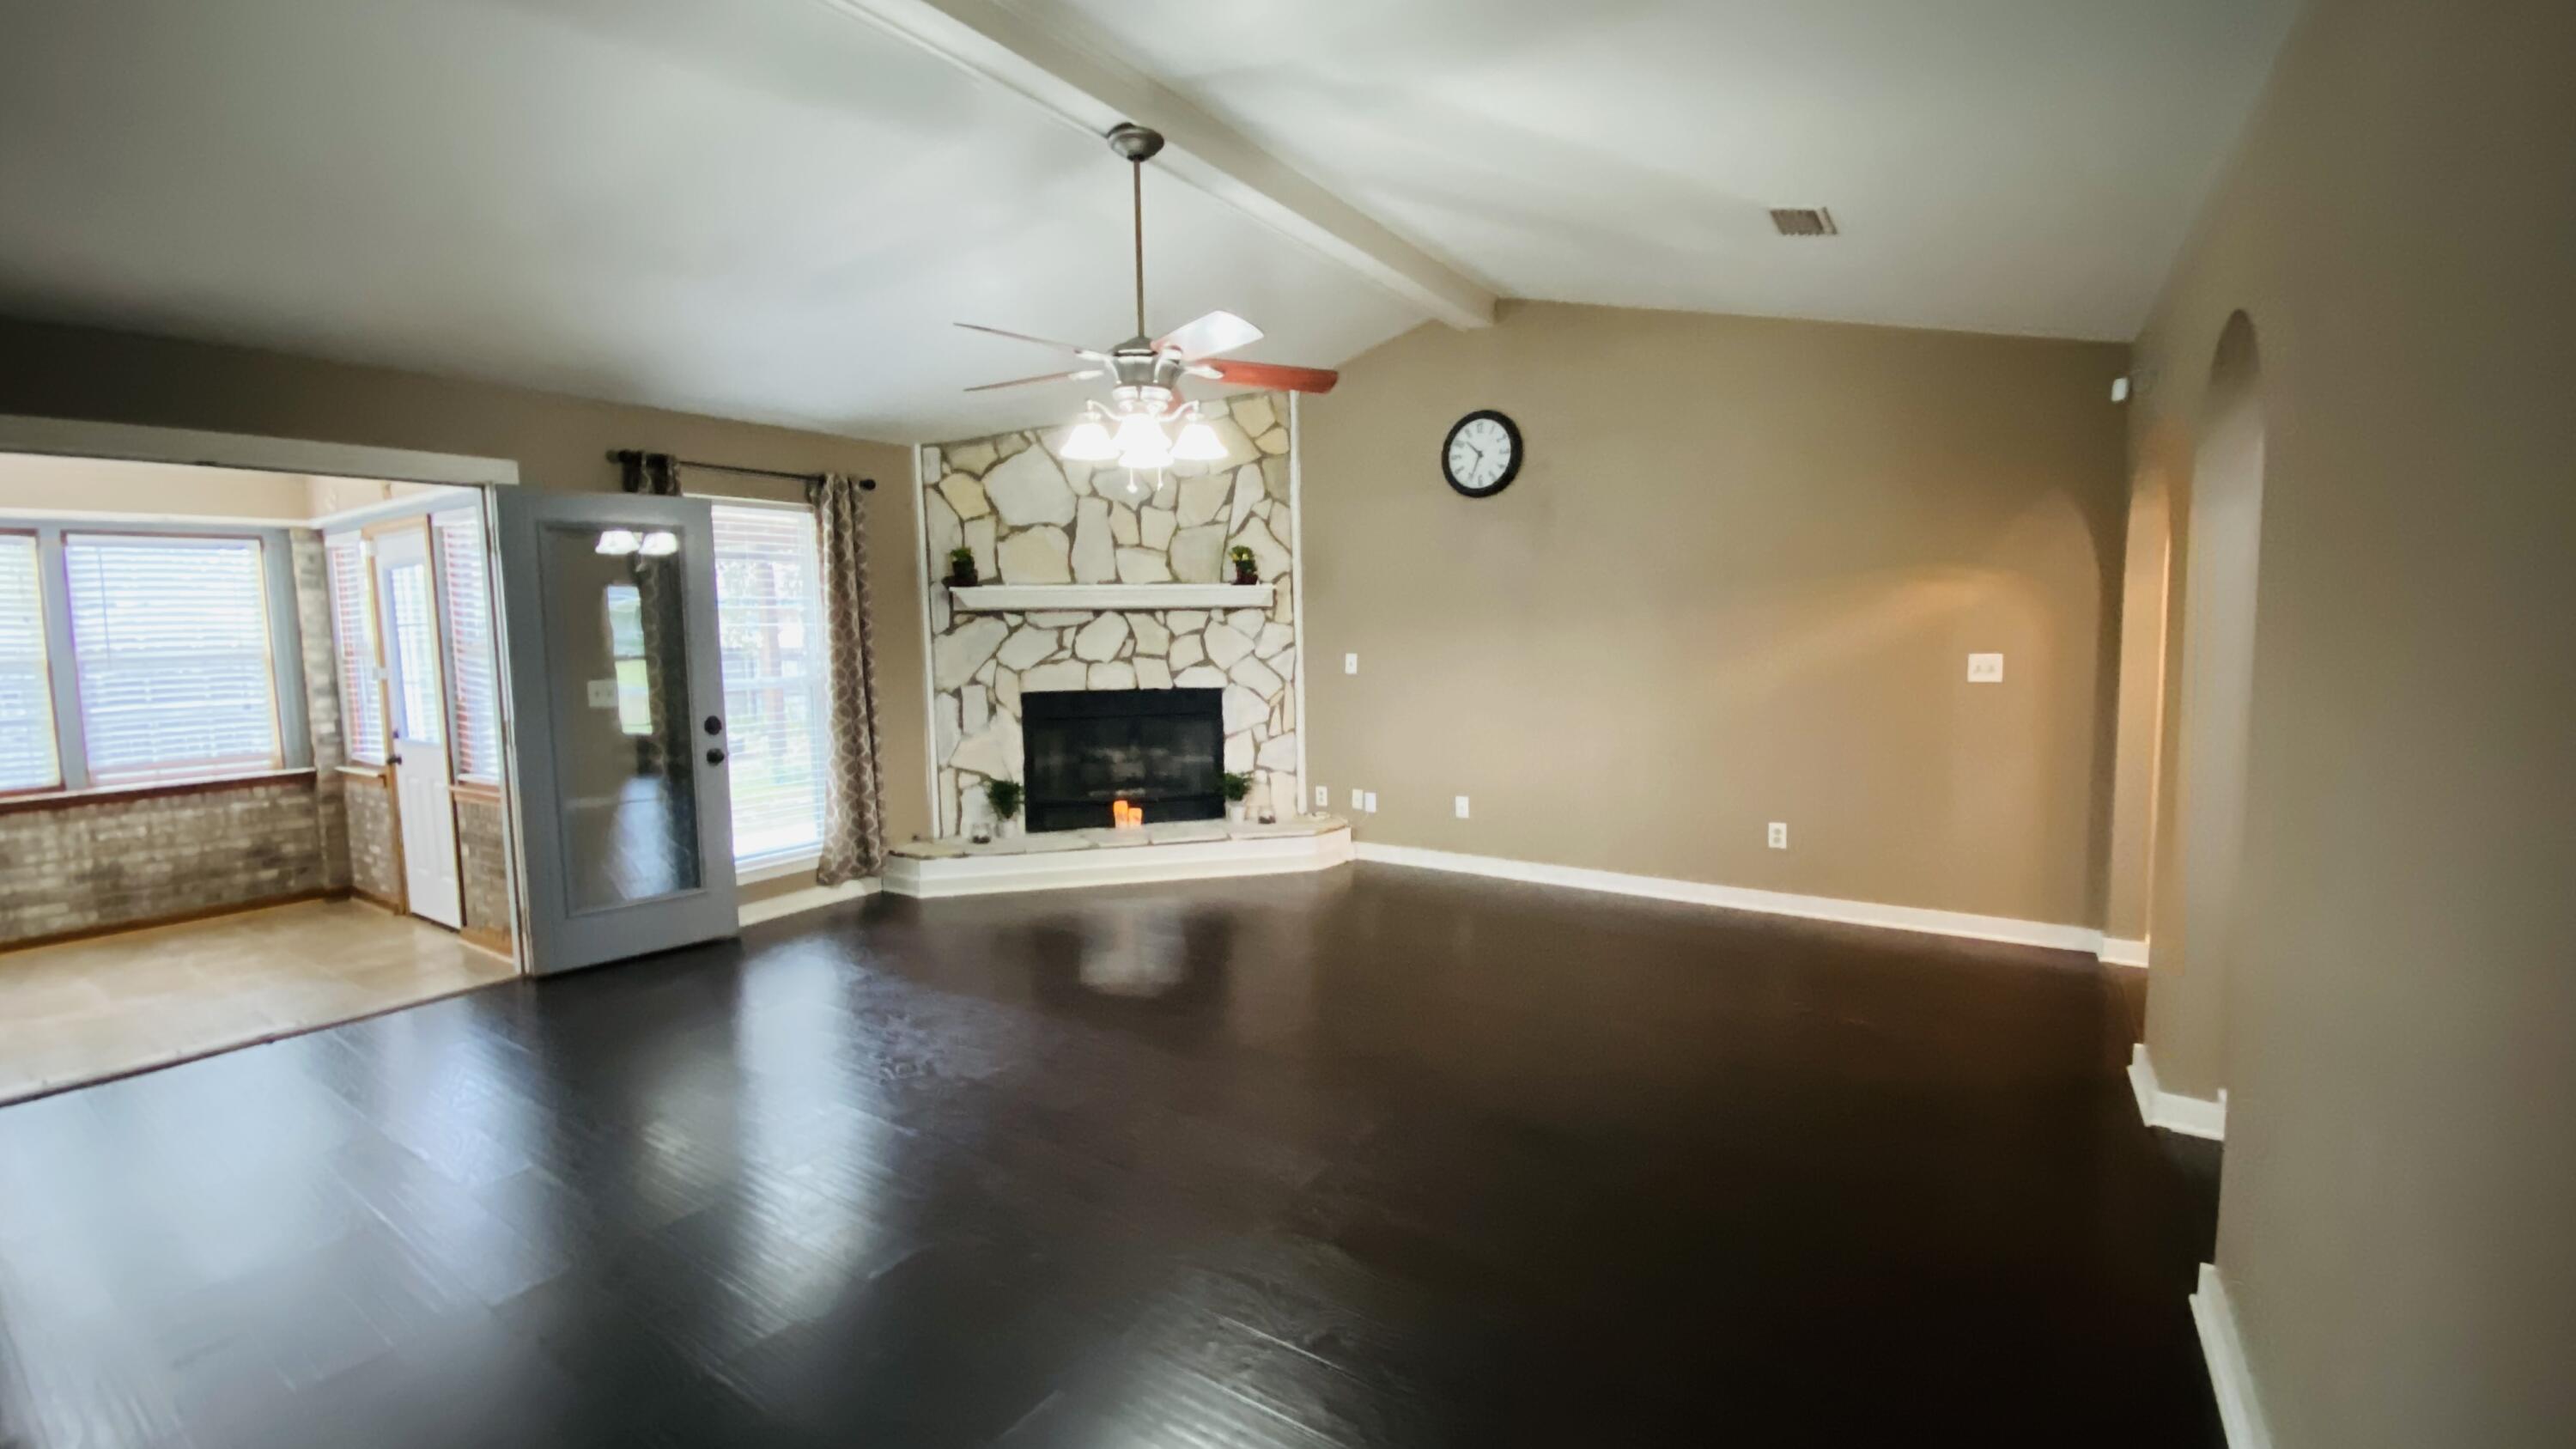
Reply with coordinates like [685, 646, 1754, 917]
[920, 393, 1300, 835]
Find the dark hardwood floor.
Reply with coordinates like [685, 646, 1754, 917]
[0, 864, 2222, 1447]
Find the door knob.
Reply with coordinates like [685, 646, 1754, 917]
[706, 747, 726, 765]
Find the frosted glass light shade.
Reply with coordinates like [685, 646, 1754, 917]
[1118, 440, 1174, 471]
[1060, 420, 1118, 461]
[595, 528, 641, 556]
[1172, 421, 1226, 461]
[1111, 413, 1168, 455]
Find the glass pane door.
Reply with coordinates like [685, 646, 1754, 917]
[491, 492, 735, 973]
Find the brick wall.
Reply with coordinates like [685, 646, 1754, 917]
[288, 528, 354, 890]
[343, 773, 403, 905]
[456, 795, 512, 938]
[0, 779, 331, 945]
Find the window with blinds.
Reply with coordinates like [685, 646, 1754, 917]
[63, 533, 281, 785]
[325, 532, 388, 766]
[0, 533, 61, 793]
[711, 503, 829, 863]
[384, 558, 444, 746]
[434, 510, 501, 782]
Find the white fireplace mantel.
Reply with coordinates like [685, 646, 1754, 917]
[948, 582, 1275, 612]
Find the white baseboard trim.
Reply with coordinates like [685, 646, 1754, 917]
[2191, 1263, 2272, 1449]
[2099, 935, 2150, 968]
[1352, 842, 2104, 954]
[738, 877, 878, 928]
[2128, 1043, 2227, 1139]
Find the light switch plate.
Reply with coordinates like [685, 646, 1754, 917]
[1344, 653, 1358, 674]
[1967, 653, 2005, 683]
[1362, 790, 1378, 813]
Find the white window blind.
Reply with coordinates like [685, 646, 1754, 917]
[384, 559, 443, 746]
[0, 533, 60, 793]
[434, 510, 501, 782]
[64, 533, 281, 785]
[712, 503, 829, 863]
[325, 533, 387, 766]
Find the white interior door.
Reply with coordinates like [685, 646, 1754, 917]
[490, 491, 736, 975]
[377, 530, 464, 928]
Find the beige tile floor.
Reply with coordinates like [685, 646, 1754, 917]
[0, 899, 517, 1105]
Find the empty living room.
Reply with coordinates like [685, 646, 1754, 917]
[1, 2, 2568, 1446]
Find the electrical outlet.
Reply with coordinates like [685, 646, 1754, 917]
[1314, 785, 1328, 809]
[1767, 821, 1789, 849]
[1967, 653, 2004, 683]
[1454, 795, 1471, 819]
[1344, 652, 1358, 674]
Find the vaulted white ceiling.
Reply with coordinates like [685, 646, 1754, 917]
[1009, 0, 2302, 340]
[0, 0, 2298, 442]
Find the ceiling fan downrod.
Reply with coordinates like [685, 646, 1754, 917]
[1105, 123, 1163, 341]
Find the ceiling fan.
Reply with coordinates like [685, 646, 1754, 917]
[956, 122, 1338, 469]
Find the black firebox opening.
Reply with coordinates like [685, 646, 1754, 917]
[1020, 688, 1225, 832]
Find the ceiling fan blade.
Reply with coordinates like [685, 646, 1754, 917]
[1155, 309, 1264, 361]
[963, 368, 1103, 393]
[954, 322, 1111, 362]
[1205, 358, 1340, 395]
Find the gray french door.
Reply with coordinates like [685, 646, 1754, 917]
[491, 490, 736, 974]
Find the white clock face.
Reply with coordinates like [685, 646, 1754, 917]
[1445, 415, 1516, 493]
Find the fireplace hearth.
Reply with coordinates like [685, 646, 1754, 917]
[1020, 689, 1225, 832]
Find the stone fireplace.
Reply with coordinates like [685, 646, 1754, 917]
[920, 393, 1303, 837]
[1021, 687, 1224, 831]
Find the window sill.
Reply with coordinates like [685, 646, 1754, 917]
[0, 767, 319, 817]
[737, 850, 822, 886]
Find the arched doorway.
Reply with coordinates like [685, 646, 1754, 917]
[2143, 311, 2266, 1117]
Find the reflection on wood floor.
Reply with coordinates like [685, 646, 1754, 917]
[0, 898, 515, 1105]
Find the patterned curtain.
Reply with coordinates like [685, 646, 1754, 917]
[811, 473, 887, 883]
[617, 451, 683, 496]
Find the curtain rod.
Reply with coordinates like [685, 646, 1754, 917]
[606, 449, 874, 491]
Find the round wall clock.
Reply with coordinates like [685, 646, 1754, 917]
[1442, 410, 1522, 498]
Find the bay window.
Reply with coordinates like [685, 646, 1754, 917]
[0, 533, 59, 793]
[64, 533, 284, 784]
[9, 526, 307, 794]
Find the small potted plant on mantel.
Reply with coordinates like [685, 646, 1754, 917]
[1228, 545, 1259, 586]
[983, 777, 1024, 837]
[946, 546, 979, 588]
[1220, 771, 1254, 822]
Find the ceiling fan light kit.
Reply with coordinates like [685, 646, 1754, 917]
[956, 123, 1340, 496]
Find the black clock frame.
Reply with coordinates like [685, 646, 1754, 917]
[1441, 409, 1523, 498]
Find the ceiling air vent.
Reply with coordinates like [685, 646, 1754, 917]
[1769, 207, 1839, 237]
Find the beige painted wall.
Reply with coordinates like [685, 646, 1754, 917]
[0, 316, 930, 846]
[2099, 466, 2171, 944]
[0, 454, 316, 519]
[2123, 0, 2576, 1443]
[1301, 301, 2129, 928]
